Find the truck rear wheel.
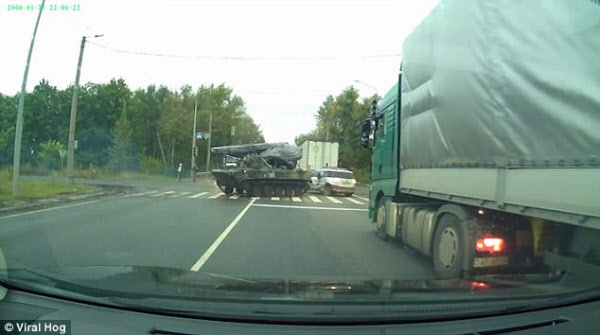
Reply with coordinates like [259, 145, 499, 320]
[433, 214, 464, 279]
[374, 197, 388, 241]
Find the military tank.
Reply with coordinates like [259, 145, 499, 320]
[210, 143, 311, 197]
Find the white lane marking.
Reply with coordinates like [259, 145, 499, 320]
[150, 191, 175, 197]
[251, 197, 260, 200]
[326, 196, 343, 204]
[0, 200, 100, 220]
[229, 195, 240, 200]
[345, 197, 364, 205]
[353, 194, 369, 202]
[208, 192, 225, 199]
[190, 198, 257, 271]
[251, 204, 368, 211]
[118, 192, 146, 198]
[291, 197, 302, 202]
[271, 197, 280, 201]
[169, 192, 191, 198]
[308, 196, 322, 203]
[189, 192, 209, 198]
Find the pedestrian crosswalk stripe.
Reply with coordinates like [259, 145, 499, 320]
[189, 192, 209, 198]
[151, 191, 175, 197]
[271, 197, 280, 201]
[352, 194, 369, 202]
[326, 196, 342, 204]
[308, 196, 322, 203]
[170, 192, 191, 198]
[291, 197, 302, 202]
[229, 195, 240, 200]
[345, 197, 364, 205]
[209, 192, 225, 199]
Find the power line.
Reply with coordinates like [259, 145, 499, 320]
[87, 41, 401, 61]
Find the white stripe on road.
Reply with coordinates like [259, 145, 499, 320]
[190, 198, 257, 271]
[0, 200, 100, 220]
[208, 192, 225, 199]
[251, 197, 260, 200]
[271, 197, 280, 201]
[291, 197, 302, 202]
[150, 191, 175, 197]
[169, 192, 191, 198]
[353, 194, 369, 202]
[326, 196, 343, 204]
[118, 192, 146, 198]
[251, 204, 368, 211]
[189, 192, 209, 198]
[345, 197, 364, 205]
[229, 195, 240, 200]
[308, 196, 322, 203]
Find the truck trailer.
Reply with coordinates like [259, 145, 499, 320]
[362, 0, 600, 279]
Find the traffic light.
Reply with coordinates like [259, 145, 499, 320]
[370, 99, 378, 116]
[193, 146, 198, 156]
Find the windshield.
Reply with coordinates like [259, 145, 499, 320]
[0, 0, 599, 323]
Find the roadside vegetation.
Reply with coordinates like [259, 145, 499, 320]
[0, 169, 96, 202]
[295, 87, 376, 184]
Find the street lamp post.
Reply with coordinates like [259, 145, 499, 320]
[67, 34, 103, 184]
[12, 0, 46, 196]
[353, 79, 379, 96]
[191, 98, 198, 179]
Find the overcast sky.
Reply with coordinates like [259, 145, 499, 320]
[1, 0, 439, 143]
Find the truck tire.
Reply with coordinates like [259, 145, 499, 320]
[433, 214, 464, 279]
[374, 197, 389, 241]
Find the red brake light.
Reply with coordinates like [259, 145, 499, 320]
[476, 237, 505, 253]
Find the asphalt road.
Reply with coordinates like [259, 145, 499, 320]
[0, 180, 433, 281]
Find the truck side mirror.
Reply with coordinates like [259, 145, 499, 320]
[360, 119, 371, 148]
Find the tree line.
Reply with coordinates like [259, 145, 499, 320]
[0, 79, 264, 175]
[295, 87, 377, 182]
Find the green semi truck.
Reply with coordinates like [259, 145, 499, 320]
[362, 0, 600, 279]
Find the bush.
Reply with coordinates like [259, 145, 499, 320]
[140, 156, 162, 174]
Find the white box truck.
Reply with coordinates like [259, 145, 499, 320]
[298, 141, 339, 171]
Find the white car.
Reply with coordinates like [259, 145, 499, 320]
[309, 168, 356, 196]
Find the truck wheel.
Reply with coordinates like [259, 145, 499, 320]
[433, 214, 464, 279]
[323, 184, 333, 196]
[374, 197, 388, 241]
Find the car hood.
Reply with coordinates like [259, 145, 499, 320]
[0, 265, 565, 301]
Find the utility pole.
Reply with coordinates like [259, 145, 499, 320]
[191, 98, 198, 179]
[67, 34, 103, 184]
[12, 0, 46, 196]
[205, 108, 213, 172]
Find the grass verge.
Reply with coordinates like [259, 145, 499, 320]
[0, 170, 96, 202]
